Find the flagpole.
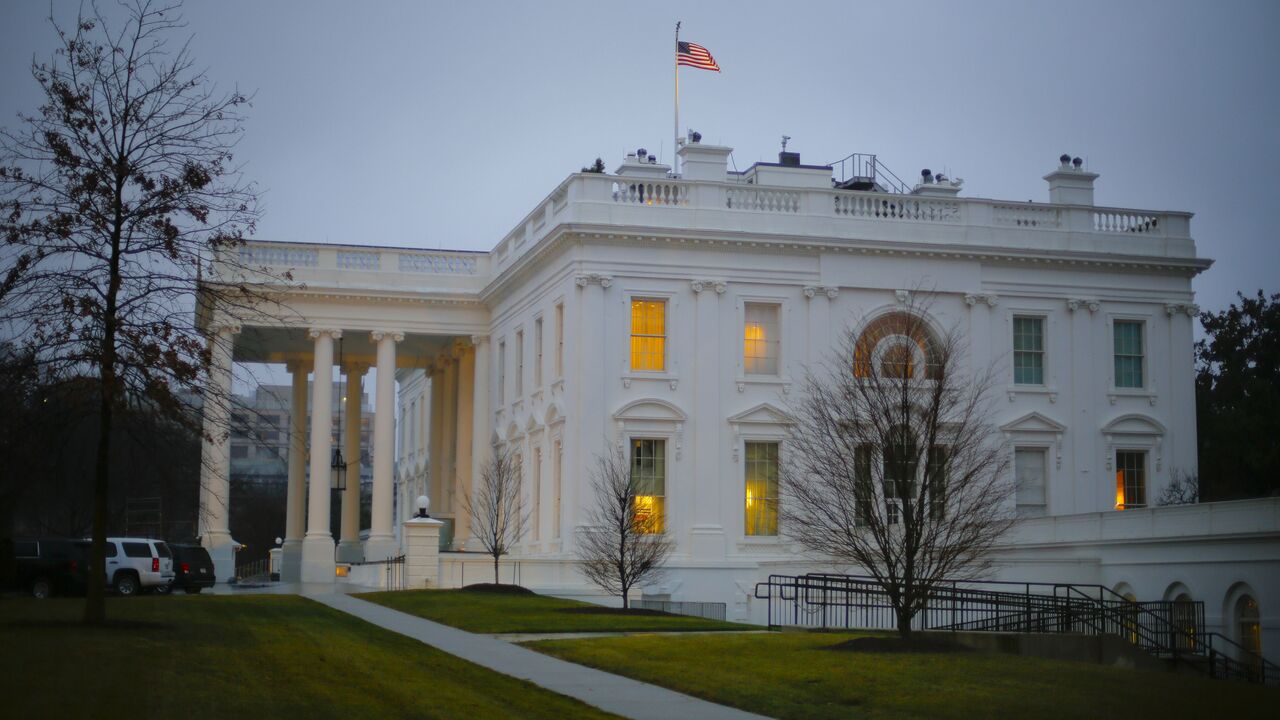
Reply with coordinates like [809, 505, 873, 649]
[674, 21, 680, 176]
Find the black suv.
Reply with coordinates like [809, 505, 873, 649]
[169, 543, 216, 594]
[7, 537, 88, 598]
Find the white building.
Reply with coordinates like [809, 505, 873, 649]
[199, 139, 1276, 662]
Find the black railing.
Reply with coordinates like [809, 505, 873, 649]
[348, 554, 406, 591]
[634, 600, 728, 622]
[754, 573, 1277, 686]
[829, 153, 912, 195]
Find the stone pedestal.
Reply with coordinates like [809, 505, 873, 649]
[280, 539, 302, 583]
[403, 518, 443, 589]
[301, 536, 336, 583]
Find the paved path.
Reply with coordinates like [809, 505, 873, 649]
[309, 593, 771, 720]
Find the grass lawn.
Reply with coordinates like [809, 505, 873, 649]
[527, 631, 1278, 720]
[356, 588, 742, 633]
[0, 594, 617, 720]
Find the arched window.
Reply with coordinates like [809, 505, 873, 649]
[1172, 592, 1198, 652]
[853, 312, 943, 379]
[1236, 594, 1262, 672]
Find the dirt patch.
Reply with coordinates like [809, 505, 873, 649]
[555, 606, 676, 617]
[460, 583, 536, 595]
[824, 636, 973, 654]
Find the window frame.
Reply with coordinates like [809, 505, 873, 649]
[533, 315, 544, 388]
[1012, 314, 1047, 387]
[1014, 445, 1050, 518]
[554, 301, 565, 380]
[497, 338, 506, 405]
[514, 327, 525, 398]
[743, 301, 782, 377]
[629, 297, 668, 373]
[1111, 318, 1147, 390]
[629, 437, 667, 533]
[1114, 449, 1147, 509]
[743, 440, 781, 536]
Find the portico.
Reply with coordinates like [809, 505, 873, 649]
[196, 244, 491, 583]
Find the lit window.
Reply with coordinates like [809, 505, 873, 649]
[1015, 448, 1047, 518]
[555, 303, 564, 378]
[630, 439, 666, 533]
[515, 330, 524, 397]
[534, 318, 544, 387]
[880, 341, 915, 379]
[1115, 450, 1146, 509]
[1013, 317, 1045, 385]
[630, 299, 666, 372]
[744, 442, 779, 536]
[1114, 321, 1144, 388]
[744, 303, 780, 375]
[853, 312, 939, 379]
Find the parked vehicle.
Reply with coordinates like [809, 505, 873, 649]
[169, 543, 215, 594]
[7, 537, 88, 598]
[101, 537, 175, 596]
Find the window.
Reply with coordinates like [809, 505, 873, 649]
[854, 444, 874, 526]
[497, 340, 506, 403]
[853, 312, 941, 379]
[1114, 320, 1144, 388]
[1013, 316, 1045, 385]
[532, 446, 542, 541]
[744, 442, 779, 535]
[103, 542, 118, 558]
[1015, 448, 1047, 518]
[630, 439, 666, 532]
[630, 299, 666, 371]
[555, 303, 565, 378]
[123, 542, 151, 558]
[744, 303, 780, 375]
[231, 444, 248, 459]
[1115, 450, 1146, 509]
[534, 317, 544, 387]
[515, 330, 525, 397]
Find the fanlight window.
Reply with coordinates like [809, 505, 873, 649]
[853, 312, 942, 379]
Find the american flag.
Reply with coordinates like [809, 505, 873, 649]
[677, 41, 720, 72]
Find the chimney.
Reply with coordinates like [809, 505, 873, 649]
[1044, 154, 1099, 205]
[677, 138, 733, 182]
[911, 167, 963, 197]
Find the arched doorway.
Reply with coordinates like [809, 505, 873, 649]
[1236, 594, 1262, 675]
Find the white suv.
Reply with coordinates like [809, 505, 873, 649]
[102, 537, 175, 596]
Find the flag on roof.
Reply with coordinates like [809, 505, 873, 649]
[677, 41, 720, 72]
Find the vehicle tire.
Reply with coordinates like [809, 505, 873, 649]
[184, 587, 202, 595]
[153, 583, 172, 596]
[114, 573, 140, 596]
[31, 577, 53, 599]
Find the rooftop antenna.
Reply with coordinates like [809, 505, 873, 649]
[781, 135, 791, 153]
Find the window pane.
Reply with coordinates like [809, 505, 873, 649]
[631, 439, 666, 532]
[745, 441, 779, 536]
[1113, 321, 1144, 388]
[1115, 450, 1146, 509]
[1013, 317, 1044, 385]
[854, 444, 874, 526]
[630, 299, 667, 371]
[1015, 448, 1047, 517]
[744, 303, 780, 376]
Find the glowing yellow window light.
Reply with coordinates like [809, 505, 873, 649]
[630, 299, 666, 371]
[633, 495, 664, 533]
[1115, 469, 1126, 510]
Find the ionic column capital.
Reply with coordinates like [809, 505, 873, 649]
[691, 279, 727, 294]
[343, 361, 370, 377]
[575, 273, 613, 288]
[308, 328, 342, 340]
[470, 334, 490, 346]
[370, 330, 405, 343]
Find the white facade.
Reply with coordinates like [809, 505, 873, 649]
[201, 140, 1276, 661]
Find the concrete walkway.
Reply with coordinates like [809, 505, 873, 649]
[309, 593, 771, 720]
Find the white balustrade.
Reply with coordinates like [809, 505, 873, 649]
[397, 251, 479, 275]
[611, 180, 688, 206]
[994, 203, 1062, 229]
[337, 250, 381, 270]
[239, 244, 319, 268]
[726, 187, 800, 213]
[832, 192, 960, 223]
[1093, 210, 1164, 235]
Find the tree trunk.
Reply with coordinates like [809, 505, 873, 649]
[493, 554, 499, 585]
[896, 607, 913, 640]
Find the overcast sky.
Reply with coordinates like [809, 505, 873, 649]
[2, 0, 1277, 316]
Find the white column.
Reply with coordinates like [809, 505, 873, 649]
[336, 363, 366, 563]
[440, 353, 459, 516]
[281, 359, 308, 582]
[365, 330, 403, 561]
[467, 335, 491, 551]
[427, 363, 445, 513]
[691, 280, 726, 558]
[453, 342, 475, 549]
[200, 322, 239, 582]
[302, 328, 340, 583]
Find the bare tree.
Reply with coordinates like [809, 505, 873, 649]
[1156, 469, 1199, 506]
[780, 296, 1015, 638]
[576, 445, 674, 609]
[461, 447, 529, 585]
[0, 1, 284, 622]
